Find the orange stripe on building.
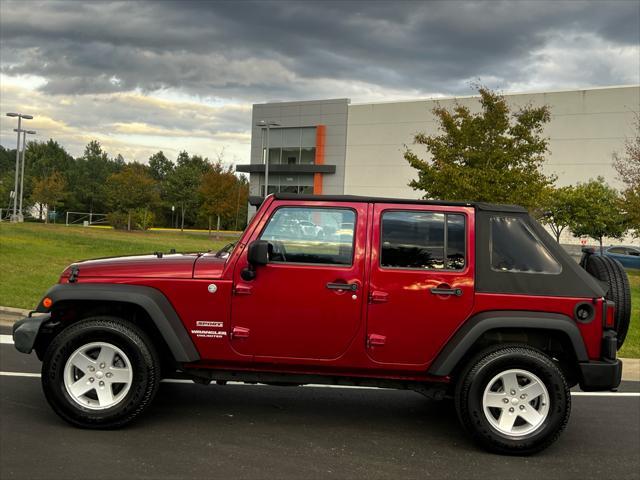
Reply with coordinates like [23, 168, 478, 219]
[313, 125, 326, 194]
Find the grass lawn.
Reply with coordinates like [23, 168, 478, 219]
[1, 222, 638, 358]
[619, 269, 640, 359]
[0, 223, 230, 309]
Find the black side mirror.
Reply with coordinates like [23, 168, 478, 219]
[241, 240, 270, 281]
[248, 240, 270, 266]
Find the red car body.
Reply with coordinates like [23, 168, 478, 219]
[13, 193, 626, 453]
[52, 195, 607, 381]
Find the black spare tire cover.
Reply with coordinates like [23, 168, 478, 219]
[583, 255, 631, 349]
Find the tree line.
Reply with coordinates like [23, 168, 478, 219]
[0, 140, 249, 232]
[405, 86, 639, 248]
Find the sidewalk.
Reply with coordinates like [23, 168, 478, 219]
[1, 306, 638, 382]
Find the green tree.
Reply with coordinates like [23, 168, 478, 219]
[539, 186, 579, 243]
[148, 151, 175, 227]
[165, 151, 208, 231]
[106, 163, 159, 230]
[0, 146, 17, 217]
[148, 151, 174, 181]
[24, 140, 74, 219]
[0, 144, 16, 173]
[613, 114, 640, 236]
[569, 178, 627, 252]
[233, 175, 250, 230]
[199, 161, 238, 235]
[72, 140, 123, 213]
[30, 171, 68, 223]
[405, 86, 555, 210]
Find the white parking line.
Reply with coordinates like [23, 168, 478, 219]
[0, 371, 638, 396]
[0, 335, 14, 345]
[1, 371, 40, 378]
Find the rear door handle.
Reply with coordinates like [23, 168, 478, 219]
[430, 287, 463, 297]
[326, 282, 358, 291]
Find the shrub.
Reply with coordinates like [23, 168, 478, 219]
[107, 211, 129, 230]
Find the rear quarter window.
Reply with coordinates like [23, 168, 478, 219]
[490, 216, 561, 274]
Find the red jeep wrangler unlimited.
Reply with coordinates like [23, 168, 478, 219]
[13, 194, 630, 454]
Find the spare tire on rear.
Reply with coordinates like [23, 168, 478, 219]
[582, 254, 631, 349]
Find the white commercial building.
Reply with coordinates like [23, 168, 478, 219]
[238, 85, 639, 243]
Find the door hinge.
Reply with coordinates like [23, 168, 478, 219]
[367, 334, 386, 348]
[231, 326, 250, 339]
[369, 290, 389, 304]
[234, 284, 253, 295]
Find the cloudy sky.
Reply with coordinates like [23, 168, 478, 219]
[1, 0, 638, 165]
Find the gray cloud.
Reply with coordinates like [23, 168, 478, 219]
[1, 0, 638, 100]
[0, 0, 638, 163]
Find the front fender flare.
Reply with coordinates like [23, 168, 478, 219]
[427, 311, 588, 377]
[36, 283, 200, 362]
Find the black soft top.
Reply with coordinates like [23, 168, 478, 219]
[251, 193, 604, 298]
[251, 193, 527, 213]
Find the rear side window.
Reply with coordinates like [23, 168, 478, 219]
[380, 211, 466, 270]
[490, 216, 561, 274]
[260, 207, 355, 265]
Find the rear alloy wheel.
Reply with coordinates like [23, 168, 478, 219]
[42, 317, 160, 428]
[482, 369, 550, 437]
[455, 346, 570, 455]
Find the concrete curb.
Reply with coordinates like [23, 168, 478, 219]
[0, 305, 638, 381]
[0, 306, 30, 316]
[621, 358, 640, 382]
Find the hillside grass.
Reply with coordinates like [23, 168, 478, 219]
[0, 222, 638, 358]
[0, 223, 230, 309]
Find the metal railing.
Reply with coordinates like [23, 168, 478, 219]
[65, 212, 109, 227]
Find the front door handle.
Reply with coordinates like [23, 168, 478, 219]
[326, 282, 358, 292]
[430, 287, 463, 297]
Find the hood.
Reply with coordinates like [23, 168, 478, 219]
[61, 254, 199, 279]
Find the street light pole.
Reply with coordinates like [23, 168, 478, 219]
[6, 113, 33, 223]
[256, 120, 280, 196]
[18, 129, 36, 222]
[265, 123, 271, 195]
[11, 117, 21, 221]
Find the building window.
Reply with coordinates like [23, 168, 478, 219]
[260, 207, 356, 265]
[262, 127, 316, 165]
[380, 211, 466, 270]
[259, 174, 314, 195]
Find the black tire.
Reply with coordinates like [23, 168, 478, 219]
[584, 255, 632, 349]
[455, 345, 571, 455]
[41, 317, 160, 428]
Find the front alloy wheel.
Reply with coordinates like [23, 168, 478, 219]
[63, 342, 133, 410]
[42, 317, 160, 428]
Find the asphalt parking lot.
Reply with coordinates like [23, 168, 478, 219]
[1, 325, 639, 480]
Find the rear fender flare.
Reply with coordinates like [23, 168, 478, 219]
[427, 311, 588, 376]
[36, 283, 200, 362]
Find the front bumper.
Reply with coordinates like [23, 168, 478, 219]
[12, 313, 51, 354]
